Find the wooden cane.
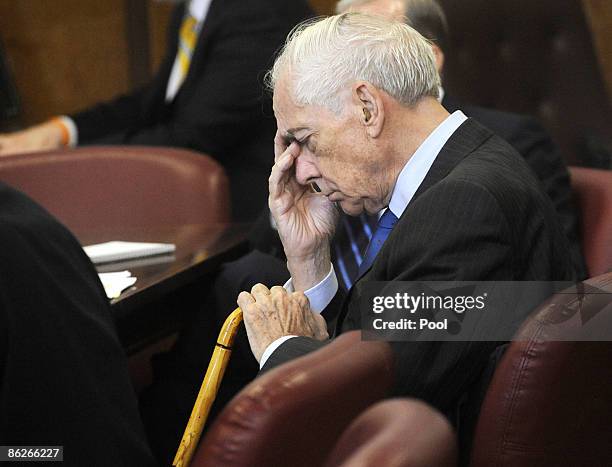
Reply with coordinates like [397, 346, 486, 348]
[172, 307, 243, 467]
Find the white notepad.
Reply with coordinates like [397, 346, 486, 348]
[98, 270, 138, 299]
[83, 241, 176, 264]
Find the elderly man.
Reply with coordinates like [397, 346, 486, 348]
[336, 0, 586, 280]
[237, 12, 574, 424]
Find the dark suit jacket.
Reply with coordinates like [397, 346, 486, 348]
[71, 0, 313, 221]
[251, 98, 587, 279]
[262, 119, 576, 416]
[0, 183, 155, 466]
[443, 95, 586, 279]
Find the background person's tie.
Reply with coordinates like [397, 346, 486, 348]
[332, 213, 377, 291]
[357, 208, 399, 278]
[176, 14, 199, 88]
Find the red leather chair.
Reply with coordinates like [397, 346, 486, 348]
[0, 145, 229, 238]
[470, 272, 612, 466]
[325, 399, 457, 467]
[192, 331, 395, 467]
[193, 272, 611, 466]
[569, 167, 612, 276]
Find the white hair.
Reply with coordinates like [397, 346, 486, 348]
[267, 13, 440, 113]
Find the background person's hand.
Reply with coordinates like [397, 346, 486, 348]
[269, 131, 338, 289]
[0, 121, 64, 156]
[237, 284, 328, 363]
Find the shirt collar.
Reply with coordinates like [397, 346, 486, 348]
[188, 0, 213, 21]
[388, 110, 467, 218]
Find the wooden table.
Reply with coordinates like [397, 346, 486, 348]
[76, 223, 250, 351]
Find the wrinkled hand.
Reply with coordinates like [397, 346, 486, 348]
[0, 121, 63, 156]
[269, 131, 338, 289]
[237, 284, 328, 363]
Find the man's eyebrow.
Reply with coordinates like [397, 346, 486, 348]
[282, 127, 310, 144]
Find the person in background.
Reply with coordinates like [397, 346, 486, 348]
[0, 182, 156, 466]
[336, 0, 586, 280]
[0, 0, 313, 221]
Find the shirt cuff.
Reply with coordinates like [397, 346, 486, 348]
[283, 264, 338, 313]
[58, 116, 78, 147]
[259, 335, 297, 369]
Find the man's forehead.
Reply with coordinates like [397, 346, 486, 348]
[273, 86, 311, 138]
[273, 103, 307, 138]
[273, 80, 299, 115]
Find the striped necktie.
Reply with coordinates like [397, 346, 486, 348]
[176, 14, 199, 88]
[357, 208, 399, 278]
[332, 213, 378, 291]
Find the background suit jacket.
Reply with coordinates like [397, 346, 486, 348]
[0, 183, 155, 466]
[70, 0, 313, 221]
[443, 95, 586, 279]
[262, 119, 576, 417]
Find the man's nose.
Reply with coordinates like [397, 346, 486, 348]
[294, 155, 320, 186]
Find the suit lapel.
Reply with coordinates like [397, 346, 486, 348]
[354, 118, 489, 281]
[138, 4, 185, 120]
[334, 118, 493, 332]
[167, 3, 186, 59]
[408, 118, 490, 206]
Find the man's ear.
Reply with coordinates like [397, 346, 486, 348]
[353, 82, 384, 138]
[431, 43, 445, 74]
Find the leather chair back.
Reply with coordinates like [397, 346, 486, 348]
[470, 272, 612, 466]
[325, 399, 457, 467]
[569, 166, 612, 276]
[439, 0, 612, 164]
[193, 331, 394, 467]
[0, 146, 229, 237]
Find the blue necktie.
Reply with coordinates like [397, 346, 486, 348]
[332, 213, 377, 291]
[357, 208, 399, 277]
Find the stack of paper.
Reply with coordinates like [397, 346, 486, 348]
[98, 270, 137, 299]
[83, 241, 176, 264]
